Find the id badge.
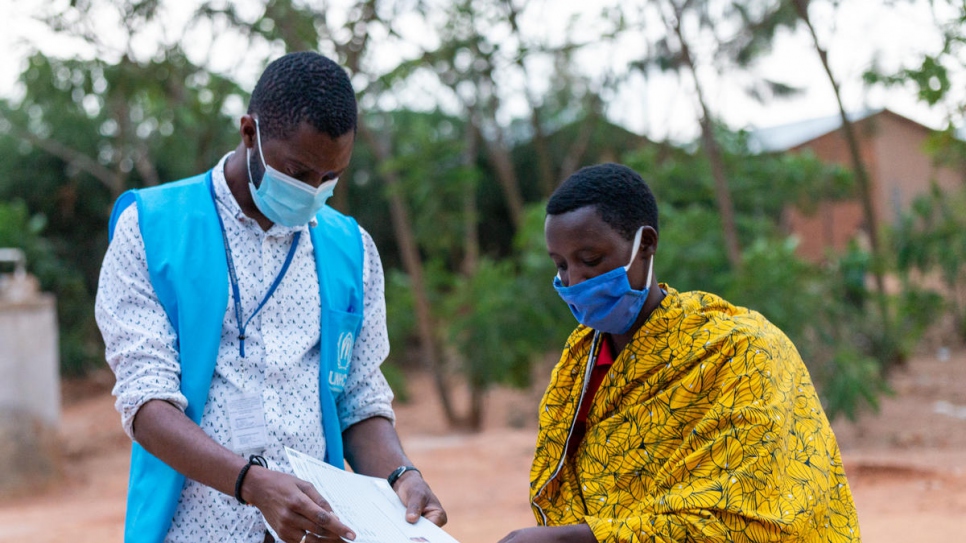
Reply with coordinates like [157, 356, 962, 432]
[227, 392, 270, 454]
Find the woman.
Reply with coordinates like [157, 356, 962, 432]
[499, 163, 859, 543]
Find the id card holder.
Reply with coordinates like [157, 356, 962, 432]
[227, 392, 270, 454]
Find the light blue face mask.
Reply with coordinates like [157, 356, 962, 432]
[247, 119, 338, 227]
[553, 226, 653, 335]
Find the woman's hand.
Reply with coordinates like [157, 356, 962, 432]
[498, 525, 596, 543]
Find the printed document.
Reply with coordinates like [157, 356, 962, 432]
[285, 447, 461, 543]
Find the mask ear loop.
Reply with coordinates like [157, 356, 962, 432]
[623, 226, 645, 271]
[246, 118, 263, 188]
[625, 225, 654, 289]
[643, 253, 654, 288]
[246, 147, 256, 187]
[254, 118, 269, 171]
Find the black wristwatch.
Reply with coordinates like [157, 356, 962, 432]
[387, 465, 420, 487]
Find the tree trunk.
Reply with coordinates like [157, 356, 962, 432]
[560, 106, 600, 179]
[505, 0, 556, 197]
[467, 378, 485, 431]
[330, 173, 350, 214]
[322, 1, 478, 424]
[476, 119, 526, 230]
[529, 105, 557, 198]
[792, 0, 894, 359]
[358, 121, 461, 426]
[12, 126, 124, 198]
[134, 146, 160, 187]
[697, 112, 742, 272]
[461, 122, 480, 276]
[665, 5, 743, 271]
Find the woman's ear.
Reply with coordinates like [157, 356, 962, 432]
[640, 225, 659, 260]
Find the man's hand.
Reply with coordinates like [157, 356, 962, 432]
[498, 525, 596, 543]
[244, 466, 356, 542]
[342, 416, 448, 528]
[392, 470, 448, 527]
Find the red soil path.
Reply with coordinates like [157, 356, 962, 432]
[1, 351, 964, 542]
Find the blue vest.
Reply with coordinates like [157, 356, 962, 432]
[108, 172, 364, 543]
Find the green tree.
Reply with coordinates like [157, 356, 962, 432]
[0, 0, 244, 373]
[862, 0, 966, 361]
[621, 0, 800, 272]
[3, 0, 905, 425]
[791, 0, 896, 365]
[894, 186, 966, 341]
[624, 135, 892, 421]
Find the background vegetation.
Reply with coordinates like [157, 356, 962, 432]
[1, 0, 965, 426]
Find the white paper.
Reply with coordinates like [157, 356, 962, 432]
[285, 447, 461, 543]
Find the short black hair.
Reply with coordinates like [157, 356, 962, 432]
[248, 51, 357, 140]
[546, 163, 659, 240]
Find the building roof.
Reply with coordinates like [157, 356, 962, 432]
[748, 108, 966, 153]
[747, 108, 880, 153]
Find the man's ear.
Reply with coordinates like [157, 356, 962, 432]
[239, 114, 257, 149]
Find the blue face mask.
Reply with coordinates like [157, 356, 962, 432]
[553, 226, 654, 334]
[247, 119, 338, 227]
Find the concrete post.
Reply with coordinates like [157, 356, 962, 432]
[0, 248, 61, 494]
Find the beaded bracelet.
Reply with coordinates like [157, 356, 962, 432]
[234, 454, 268, 505]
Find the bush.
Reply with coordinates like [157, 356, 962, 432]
[893, 185, 966, 341]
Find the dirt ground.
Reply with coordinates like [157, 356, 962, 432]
[1, 349, 965, 543]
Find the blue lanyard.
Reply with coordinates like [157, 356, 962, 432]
[207, 172, 302, 358]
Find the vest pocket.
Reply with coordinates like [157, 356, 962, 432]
[324, 308, 363, 393]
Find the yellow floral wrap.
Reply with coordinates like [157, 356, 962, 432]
[530, 287, 860, 542]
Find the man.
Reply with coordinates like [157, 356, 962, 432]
[96, 52, 445, 543]
[499, 163, 859, 543]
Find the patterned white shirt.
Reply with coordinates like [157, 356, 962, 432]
[95, 153, 394, 543]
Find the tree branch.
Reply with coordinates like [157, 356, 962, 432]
[10, 125, 123, 196]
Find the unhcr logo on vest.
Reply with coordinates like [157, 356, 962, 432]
[328, 330, 354, 391]
[337, 331, 353, 370]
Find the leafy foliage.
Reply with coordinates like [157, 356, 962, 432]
[0, 45, 242, 375]
[624, 142, 906, 421]
[365, 109, 570, 414]
[893, 185, 966, 341]
[5, 0, 950, 428]
[440, 205, 574, 390]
